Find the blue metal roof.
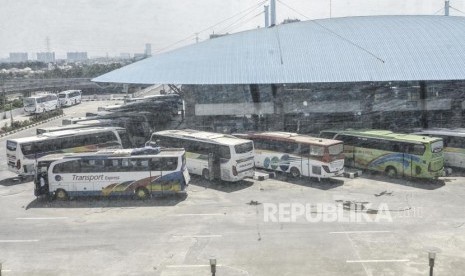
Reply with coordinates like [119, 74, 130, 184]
[93, 15, 465, 84]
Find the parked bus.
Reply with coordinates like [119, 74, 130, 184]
[57, 90, 82, 107]
[148, 129, 255, 182]
[62, 113, 152, 146]
[23, 93, 59, 114]
[34, 147, 189, 200]
[36, 119, 115, 135]
[320, 129, 444, 179]
[412, 128, 465, 169]
[235, 132, 344, 179]
[6, 127, 130, 177]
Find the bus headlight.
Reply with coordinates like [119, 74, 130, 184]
[232, 165, 238, 176]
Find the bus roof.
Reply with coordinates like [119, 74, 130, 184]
[154, 129, 251, 146]
[237, 131, 342, 146]
[413, 128, 465, 137]
[24, 93, 53, 99]
[58, 90, 81, 95]
[37, 147, 184, 161]
[8, 127, 125, 143]
[38, 120, 114, 133]
[326, 129, 442, 144]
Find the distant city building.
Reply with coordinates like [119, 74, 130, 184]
[120, 53, 131, 59]
[37, 52, 55, 63]
[9, 52, 28, 62]
[67, 52, 88, 62]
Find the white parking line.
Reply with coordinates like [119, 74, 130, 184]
[172, 235, 222, 238]
[0, 240, 39, 243]
[16, 217, 68, 220]
[330, 231, 391, 234]
[170, 213, 224, 216]
[166, 264, 223, 268]
[346, 259, 410, 263]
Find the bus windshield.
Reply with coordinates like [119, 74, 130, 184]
[328, 143, 343, 156]
[23, 98, 36, 107]
[7, 140, 17, 151]
[58, 94, 67, 98]
[431, 140, 443, 153]
[234, 141, 253, 154]
[310, 145, 324, 156]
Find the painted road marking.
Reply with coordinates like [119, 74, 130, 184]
[346, 259, 410, 263]
[330, 231, 391, 234]
[172, 235, 222, 238]
[0, 240, 39, 243]
[16, 217, 68, 220]
[166, 264, 223, 268]
[171, 213, 224, 216]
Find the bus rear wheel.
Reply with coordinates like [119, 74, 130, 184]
[385, 166, 397, 178]
[202, 169, 210, 180]
[290, 167, 301, 178]
[55, 189, 68, 200]
[135, 187, 149, 200]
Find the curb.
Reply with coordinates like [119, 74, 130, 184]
[0, 114, 66, 138]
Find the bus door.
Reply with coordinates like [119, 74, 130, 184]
[392, 143, 411, 177]
[338, 135, 355, 167]
[208, 152, 221, 180]
[34, 161, 51, 197]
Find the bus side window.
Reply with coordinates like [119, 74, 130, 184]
[392, 144, 401, 152]
[218, 145, 231, 160]
[151, 158, 162, 171]
[300, 145, 310, 157]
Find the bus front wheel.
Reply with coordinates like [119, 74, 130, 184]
[135, 187, 149, 200]
[385, 166, 397, 178]
[290, 167, 301, 178]
[55, 189, 68, 200]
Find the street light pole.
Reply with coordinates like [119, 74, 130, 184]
[429, 252, 436, 276]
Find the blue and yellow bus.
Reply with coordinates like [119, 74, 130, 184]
[34, 147, 190, 200]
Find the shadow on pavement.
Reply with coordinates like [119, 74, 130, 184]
[0, 176, 33, 187]
[190, 176, 254, 193]
[273, 172, 345, 190]
[358, 171, 445, 190]
[25, 194, 186, 209]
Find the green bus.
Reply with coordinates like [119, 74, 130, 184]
[320, 130, 444, 179]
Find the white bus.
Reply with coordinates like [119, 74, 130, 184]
[6, 127, 131, 176]
[57, 90, 82, 107]
[62, 113, 153, 147]
[148, 129, 255, 182]
[34, 147, 190, 200]
[413, 128, 465, 169]
[23, 93, 59, 114]
[234, 132, 345, 179]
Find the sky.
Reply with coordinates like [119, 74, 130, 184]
[1, 0, 464, 59]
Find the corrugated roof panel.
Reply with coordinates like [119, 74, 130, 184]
[93, 15, 465, 84]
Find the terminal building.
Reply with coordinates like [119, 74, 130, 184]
[94, 15, 465, 134]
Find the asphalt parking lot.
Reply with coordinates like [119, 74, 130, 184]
[1, 101, 464, 275]
[0, 170, 464, 276]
